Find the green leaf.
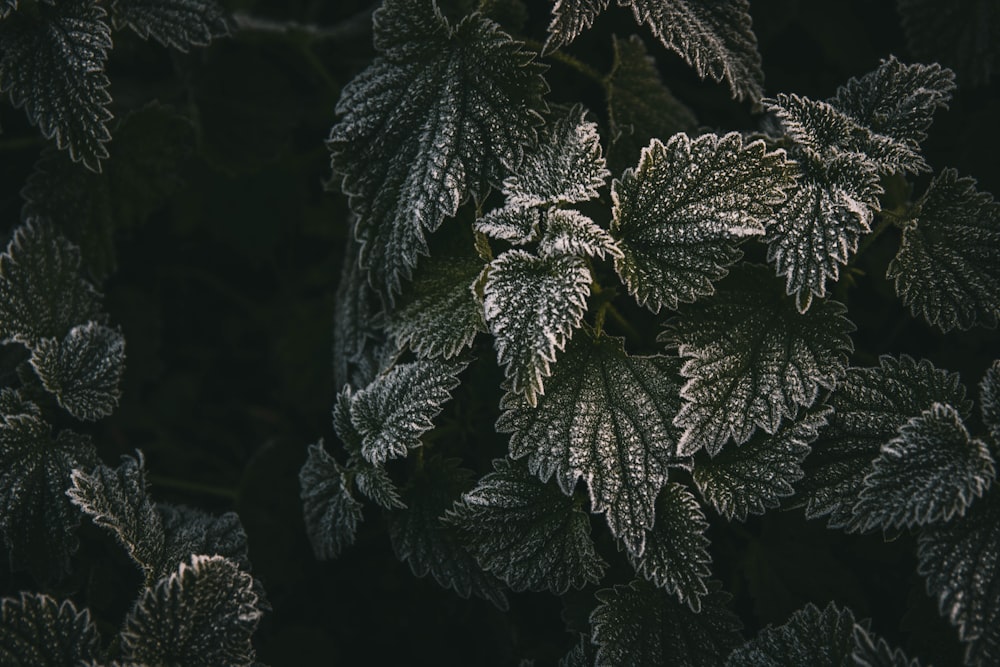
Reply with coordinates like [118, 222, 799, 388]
[611, 133, 795, 313]
[497, 328, 684, 556]
[539, 209, 622, 261]
[473, 205, 542, 245]
[484, 250, 590, 406]
[662, 264, 853, 457]
[887, 168, 1000, 331]
[121, 555, 263, 667]
[627, 483, 711, 612]
[110, 0, 231, 52]
[981, 360, 1000, 450]
[0, 593, 100, 666]
[918, 489, 1000, 666]
[327, 0, 547, 295]
[156, 504, 250, 575]
[332, 240, 383, 391]
[591, 578, 743, 667]
[726, 601, 859, 666]
[332, 388, 406, 511]
[897, 0, 1000, 87]
[299, 440, 363, 560]
[0, 0, 113, 171]
[694, 405, 831, 521]
[852, 625, 923, 667]
[445, 457, 606, 594]
[543, 0, 609, 53]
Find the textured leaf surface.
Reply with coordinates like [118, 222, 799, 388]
[0, 0, 112, 170]
[982, 360, 1000, 449]
[611, 133, 794, 313]
[497, 329, 684, 556]
[157, 504, 250, 575]
[887, 168, 1000, 331]
[484, 250, 590, 406]
[446, 458, 605, 593]
[852, 625, 922, 667]
[897, 0, 1000, 87]
[662, 264, 853, 457]
[121, 555, 262, 667]
[473, 205, 541, 245]
[918, 489, 1000, 666]
[543, 0, 609, 53]
[332, 389, 405, 511]
[591, 579, 742, 667]
[726, 601, 858, 666]
[332, 239, 382, 391]
[539, 209, 621, 260]
[299, 441, 362, 560]
[694, 405, 830, 521]
[110, 0, 231, 51]
[327, 0, 547, 295]
[559, 634, 596, 667]
[0, 593, 99, 666]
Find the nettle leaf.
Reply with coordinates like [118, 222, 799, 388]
[852, 625, 923, 667]
[484, 250, 590, 405]
[157, 504, 250, 574]
[726, 601, 859, 666]
[539, 209, 622, 261]
[474, 205, 542, 245]
[559, 634, 596, 667]
[30, 322, 125, 421]
[327, 0, 547, 295]
[799, 355, 972, 531]
[0, 0, 112, 171]
[121, 555, 263, 667]
[0, 593, 100, 666]
[332, 389, 406, 511]
[446, 457, 606, 594]
[591, 579, 743, 667]
[332, 239, 382, 391]
[388, 456, 509, 609]
[918, 489, 1000, 666]
[627, 483, 711, 612]
[0, 219, 101, 348]
[543, 0, 609, 53]
[110, 0, 231, 52]
[897, 0, 1000, 87]
[497, 329, 684, 556]
[694, 405, 831, 521]
[0, 388, 40, 419]
[299, 440, 363, 560]
[662, 264, 853, 458]
[981, 360, 1000, 449]
[611, 133, 795, 313]
[887, 168, 1000, 332]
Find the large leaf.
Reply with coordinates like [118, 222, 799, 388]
[0, 593, 100, 666]
[897, 0, 1000, 87]
[611, 133, 795, 313]
[299, 440, 363, 560]
[662, 264, 853, 458]
[327, 0, 547, 295]
[497, 328, 684, 556]
[110, 0, 231, 52]
[726, 601, 859, 666]
[887, 168, 1000, 331]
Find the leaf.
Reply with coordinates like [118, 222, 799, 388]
[662, 264, 854, 457]
[157, 504, 250, 575]
[387, 456, 509, 609]
[852, 625, 923, 667]
[0, 388, 40, 419]
[0, 219, 101, 348]
[627, 483, 711, 612]
[327, 0, 547, 295]
[591, 578, 743, 667]
[0, 0, 113, 171]
[694, 405, 831, 521]
[543, 0, 609, 53]
[497, 328, 684, 556]
[0, 1, 15, 19]
[897, 0, 1000, 87]
[799, 355, 972, 531]
[473, 205, 542, 245]
[918, 489, 1000, 666]
[445, 457, 606, 594]
[559, 634, 596, 667]
[981, 360, 1000, 449]
[725, 601, 859, 666]
[611, 133, 795, 313]
[332, 388, 406, 511]
[539, 209, 622, 261]
[483, 250, 590, 405]
[0, 593, 100, 666]
[110, 0, 231, 52]
[30, 322, 125, 421]
[121, 555, 263, 667]
[332, 239, 383, 392]
[887, 168, 1000, 331]
[298, 440, 362, 560]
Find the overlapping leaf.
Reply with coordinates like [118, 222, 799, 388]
[332, 389, 405, 510]
[611, 133, 795, 313]
[299, 440, 363, 560]
[852, 625, 923, 667]
[539, 209, 621, 260]
[981, 360, 1000, 449]
[897, 0, 999, 87]
[662, 264, 853, 457]
[332, 239, 383, 391]
[543, 0, 609, 53]
[0, 594, 100, 666]
[497, 329, 684, 556]
[473, 206, 541, 245]
[156, 504, 250, 574]
[110, 0, 231, 52]
[726, 601, 859, 666]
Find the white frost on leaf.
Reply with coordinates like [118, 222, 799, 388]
[539, 208, 622, 261]
[298, 440, 363, 560]
[473, 205, 542, 246]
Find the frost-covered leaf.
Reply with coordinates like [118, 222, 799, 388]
[887, 169, 1000, 332]
[446, 457, 605, 594]
[852, 625, 922, 667]
[726, 601, 859, 666]
[799, 355, 972, 531]
[30, 322, 125, 421]
[611, 133, 794, 313]
[473, 205, 542, 245]
[0, 0, 113, 171]
[484, 250, 590, 405]
[387, 456, 509, 609]
[918, 489, 1000, 666]
[981, 360, 1000, 449]
[627, 483, 711, 611]
[502, 104, 610, 208]
[299, 440, 362, 560]
[0, 593, 100, 666]
[157, 504, 250, 575]
[110, 0, 231, 52]
[591, 579, 742, 667]
[121, 555, 263, 667]
[497, 328, 684, 556]
[897, 0, 1000, 87]
[543, 0, 609, 53]
[662, 264, 853, 457]
[327, 0, 547, 295]
[331, 388, 405, 511]
[0, 219, 101, 348]
[694, 405, 830, 521]
[539, 209, 622, 261]
[0, 388, 39, 419]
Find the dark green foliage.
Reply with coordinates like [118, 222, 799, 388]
[110, 0, 231, 52]
[0, 594, 100, 666]
[726, 601, 859, 666]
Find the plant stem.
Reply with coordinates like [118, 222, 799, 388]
[522, 39, 608, 91]
[148, 474, 240, 501]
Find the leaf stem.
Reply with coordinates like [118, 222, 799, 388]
[523, 39, 608, 91]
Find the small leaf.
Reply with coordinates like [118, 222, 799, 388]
[446, 457, 606, 594]
[473, 205, 542, 245]
[299, 440, 362, 560]
[725, 601, 859, 666]
[543, 0, 609, 53]
[981, 360, 1000, 449]
[157, 504, 250, 574]
[110, 0, 231, 52]
[852, 625, 923, 667]
[539, 209, 622, 261]
[0, 593, 100, 666]
[887, 168, 1000, 331]
[332, 388, 405, 510]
